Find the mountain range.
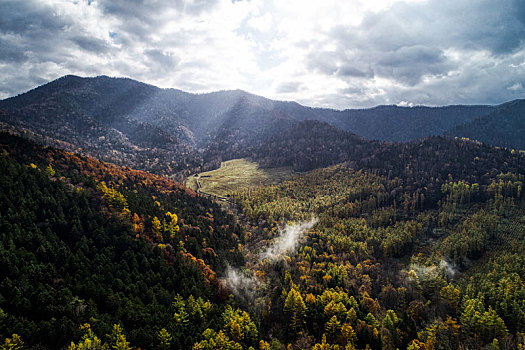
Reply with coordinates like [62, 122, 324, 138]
[0, 75, 523, 179]
[2, 75, 525, 349]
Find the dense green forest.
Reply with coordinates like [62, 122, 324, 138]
[0, 133, 246, 349]
[1, 130, 525, 349]
[232, 164, 525, 349]
[445, 99, 525, 151]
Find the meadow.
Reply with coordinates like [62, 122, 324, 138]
[185, 158, 295, 198]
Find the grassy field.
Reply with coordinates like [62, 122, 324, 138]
[185, 158, 295, 198]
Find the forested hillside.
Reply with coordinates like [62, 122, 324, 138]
[2, 130, 525, 349]
[232, 162, 525, 349]
[209, 118, 525, 186]
[1, 76, 522, 183]
[0, 133, 246, 349]
[335, 104, 494, 142]
[446, 99, 525, 150]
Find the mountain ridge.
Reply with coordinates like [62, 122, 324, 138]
[4, 74, 518, 112]
[445, 98, 525, 150]
[1, 75, 524, 180]
[2, 74, 520, 139]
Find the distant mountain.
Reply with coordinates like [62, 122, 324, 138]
[335, 104, 495, 142]
[445, 99, 525, 150]
[0, 75, 203, 178]
[0, 75, 522, 179]
[0, 75, 311, 176]
[223, 119, 525, 197]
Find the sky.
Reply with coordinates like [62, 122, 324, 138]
[1, 0, 524, 109]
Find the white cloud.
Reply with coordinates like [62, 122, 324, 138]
[508, 82, 523, 91]
[0, 0, 524, 108]
[248, 13, 273, 32]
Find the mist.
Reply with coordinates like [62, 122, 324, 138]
[223, 265, 258, 301]
[261, 218, 318, 261]
[408, 259, 458, 281]
[221, 218, 317, 300]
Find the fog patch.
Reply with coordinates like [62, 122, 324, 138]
[439, 259, 458, 278]
[408, 259, 458, 281]
[222, 265, 258, 301]
[261, 218, 318, 261]
[221, 218, 318, 300]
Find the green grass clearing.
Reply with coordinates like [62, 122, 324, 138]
[185, 158, 295, 198]
[185, 175, 199, 192]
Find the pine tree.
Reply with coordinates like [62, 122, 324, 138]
[284, 289, 307, 332]
[158, 328, 172, 350]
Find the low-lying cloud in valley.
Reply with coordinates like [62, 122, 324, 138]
[223, 265, 258, 301]
[408, 259, 458, 282]
[223, 218, 317, 300]
[261, 218, 318, 261]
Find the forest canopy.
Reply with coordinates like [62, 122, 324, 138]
[1, 129, 525, 349]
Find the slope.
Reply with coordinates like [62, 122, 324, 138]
[335, 104, 494, 141]
[0, 132, 244, 349]
[445, 99, 525, 150]
[232, 156, 525, 349]
[0, 75, 513, 179]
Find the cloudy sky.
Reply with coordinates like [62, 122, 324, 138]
[1, 0, 524, 108]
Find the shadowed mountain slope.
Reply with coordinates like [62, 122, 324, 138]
[1, 75, 522, 179]
[445, 99, 525, 150]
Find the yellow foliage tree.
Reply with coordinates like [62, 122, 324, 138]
[1, 334, 24, 350]
[68, 324, 107, 350]
[284, 289, 307, 332]
[164, 211, 180, 238]
[152, 216, 163, 242]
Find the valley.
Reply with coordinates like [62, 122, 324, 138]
[185, 158, 295, 199]
[1, 77, 525, 350]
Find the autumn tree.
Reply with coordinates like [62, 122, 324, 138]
[68, 324, 106, 350]
[164, 211, 180, 238]
[1, 334, 24, 350]
[222, 306, 258, 346]
[107, 324, 131, 350]
[158, 328, 172, 350]
[152, 216, 163, 242]
[380, 310, 399, 350]
[284, 289, 307, 333]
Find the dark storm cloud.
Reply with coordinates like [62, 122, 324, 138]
[443, 0, 525, 54]
[0, 1, 70, 34]
[0, 63, 51, 97]
[143, 49, 181, 78]
[95, 0, 220, 42]
[315, 28, 453, 86]
[0, 0, 117, 99]
[336, 66, 371, 78]
[0, 1, 68, 64]
[0, 38, 27, 62]
[375, 45, 451, 86]
[145, 49, 180, 70]
[0, 0, 111, 62]
[71, 36, 111, 53]
[97, 0, 219, 18]
[307, 51, 339, 75]
[355, 0, 525, 55]
[307, 51, 372, 78]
